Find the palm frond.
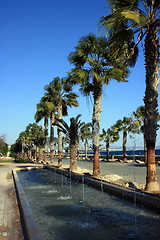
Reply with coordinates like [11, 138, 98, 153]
[79, 82, 94, 96]
[53, 118, 69, 134]
[108, 0, 138, 11]
[102, 68, 128, 83]
[121, 10, 148, 25]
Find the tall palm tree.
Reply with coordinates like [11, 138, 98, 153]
[80, 123, 92, 160]
[62, 136, 70, 155]
[34, 99, 51, 163]
[54, 115, 89, 171]
[101, 0, 160, 192]
[32, 125, 45, 162]
[17, 131, 28, 159]
[15, 123, 45, 161]
[68, 34, 128, 176]
[114, 117, 139, 161]
[133, 106, 147, 162]
[0, 136, 8, 157]
[25, 124, 36, 160]
[25, 123, 45, 161]
[49, 111, 56, 164]
[100, 127, 119, 160]
[46, 77, 79, 167]
[43, 83, 58, 164]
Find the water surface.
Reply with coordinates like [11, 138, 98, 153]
[18, 169, 160, 240]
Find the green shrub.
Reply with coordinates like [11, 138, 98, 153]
[14, 158, 32, 163]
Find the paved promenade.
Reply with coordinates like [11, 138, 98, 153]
[0, 163, 42, 240]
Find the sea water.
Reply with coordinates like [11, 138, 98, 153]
[86, 149, 160, 156]
[18, 169, 160, 240]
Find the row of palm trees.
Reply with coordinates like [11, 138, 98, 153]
[32, 34, 129, 176]
[12, 104, 144, 171]
[68, 34, 129, 176]
[34, 77, 79, 166]
[100, 115, 140, 161]
[11, 103, 156, 192]
[100, 0, 160, 192]
[11, 123, 45, 161]
[12, 0, 159, 193]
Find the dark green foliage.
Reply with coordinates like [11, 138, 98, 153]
[0, 139, 8, 156]
[10, 142, 22, 156]
[11, 123, 45, 156]
[68, 34, 128, 90]
[14, 157, 32, 163]
[43, 77, 79, 116]
[53, 114, 91, 146]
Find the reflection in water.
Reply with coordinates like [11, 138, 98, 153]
[18, 169, 160, 240]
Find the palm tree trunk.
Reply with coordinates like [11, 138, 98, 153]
[58, 103, 63, 167]
[38, 148, 43, 162]
[85, 139, 88, 159]
[21, 141, 25, 158]
[28, 147, 32, 161]
[143, 133, 147, 164]
[35, 147, 39, 161]
[24, 152, 27, 160]
[44, 117, 48, 163]
[92, 81, 102, 176]
[50, 112, 55, 165]
[106, 140, 110, 160]
[70, 142, 78, 171]
[123, 130, 127, 161]
[144, 26, 159, 192]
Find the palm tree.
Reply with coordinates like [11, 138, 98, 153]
[48, 77, 79, 167]
[35, 99, 51, 163]
[80, 123, 92, 160]
[62, 136, 70, 156]
[17, 131, 28, 159]
[25, 123, 45, 161]
[43, 83, 58, 164]
[54, 115, 90, 171]
[68, 34, 128, 176]
[114, 117, 139, 161]
[25, 124, 36, 160]
[101, 0, 160, 192]
[19, 128, 35, 160]
[0, 136, 8, 157]
[14, 123, 45, 161]
[33, 127, 45, 162]
[133, 106, 147, 163]
[100, 127, 119, 160]
[49, 111, 56, 164]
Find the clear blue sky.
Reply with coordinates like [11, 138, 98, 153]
[0, 0, 159, 148]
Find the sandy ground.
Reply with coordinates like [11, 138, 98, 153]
[57, 163, 145, 191]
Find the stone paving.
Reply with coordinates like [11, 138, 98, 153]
[0, 168, 11, 240]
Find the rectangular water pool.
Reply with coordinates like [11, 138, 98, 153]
[17, 169, 160, 240]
